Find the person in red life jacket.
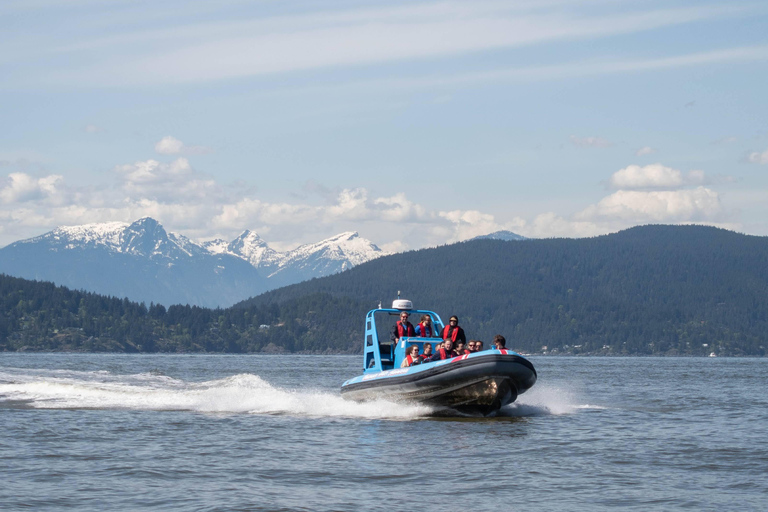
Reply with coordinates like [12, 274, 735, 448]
[415, 314, 434, 338]
[400, 345, 421, 367]
[455, 341, 469, 355]
[391, 312, 415, 343]
[434, 339, 459, 360]
[420, 342, 433, 361]
[493, 334, 507, 350]
[442, 315, 466, 345]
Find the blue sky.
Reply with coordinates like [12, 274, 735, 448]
[1, 0, 767, 251]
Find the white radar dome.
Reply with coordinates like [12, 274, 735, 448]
[392, 299, 413, 310]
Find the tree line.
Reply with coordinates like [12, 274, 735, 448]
[2, 225, 767, 356]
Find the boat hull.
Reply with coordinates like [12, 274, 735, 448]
[341, 352, 536, 414]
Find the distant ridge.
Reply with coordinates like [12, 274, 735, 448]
[0, 218, 385, 308]
[472, 230, 528, 241]
[2, 224, 767, 356]
[234, 224, 768, 356]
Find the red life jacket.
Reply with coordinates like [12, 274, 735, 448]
[397, 321, 415, 338]
[437, 348, 458, 360]
[442, 325, 461, 342]
[418, 322, 432, 337]
[404, 354, 417, 366]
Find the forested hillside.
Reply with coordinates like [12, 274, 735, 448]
[239, 225, 768, 356]
[0, 275, 366, 353]
[2, 225, 767, 356]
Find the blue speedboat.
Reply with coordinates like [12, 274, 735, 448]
[340, 300, 537, 415]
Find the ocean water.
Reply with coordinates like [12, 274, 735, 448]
[1, 354, 766, 511]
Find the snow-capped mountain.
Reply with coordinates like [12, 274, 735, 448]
[206, 230, 282, 269]
[0, 218, 385, 308]
[267, 232, 383, 287]
[26, 218, 208, 259]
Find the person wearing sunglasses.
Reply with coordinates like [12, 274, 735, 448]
[442, 315, 466, 346]
[400, 344, 422, 367]
[392, 312, 415, 343]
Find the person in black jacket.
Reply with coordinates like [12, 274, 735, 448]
[442, 315, 466, 345]
[392, 311, 415, 343]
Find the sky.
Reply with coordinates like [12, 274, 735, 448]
[1, 0, 767, 252]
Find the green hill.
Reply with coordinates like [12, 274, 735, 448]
[2, 225, 767, 356]
[238, 224, 768, 356]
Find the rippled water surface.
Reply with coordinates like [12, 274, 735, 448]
[1, 355, 766, 511]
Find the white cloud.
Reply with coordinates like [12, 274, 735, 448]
[0, 155, 740, 251]
[373, 193, 428, 222]
[114, 158, 221, 202]
[570, 135, 612, 148]
[438, 209, 499, 241]
[576, 187, 723, 222]
[608, 164, 705, 190]
[154, 136, 211, 155]
[326, 188, 373, 221]
[0, 172, 64, 204]
[380, 240, 410, 253]
[155, 136, 184, 154]
[298, 43, 768, 97]
[528, 212, 605, 238]
[747, 149, 768, 164]
[635, 146, 656, 156]
[34, 3, 754, 87]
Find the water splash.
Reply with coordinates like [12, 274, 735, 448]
[0, 369, 432, 420]
[497, 383, 592, 417]
[0, 369, 599, 420]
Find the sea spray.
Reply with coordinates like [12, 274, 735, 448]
[498, 383, 588, 417]
[0, 369, 432, 420]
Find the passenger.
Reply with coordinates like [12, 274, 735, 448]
[435, 339, 459, 360]
[475, 340, 484, 351]
[493, 335, 507, 350]
[420, 342, 433, 361]
[392, 312, 415, 343]
[415, 314, 434, 338]
[442, 315, 466, 345]
[400, 345, 421, 367]
[455, 341, 469, 355]
[467, 340, 477, 352]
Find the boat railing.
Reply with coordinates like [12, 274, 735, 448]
[363, 308, 445, 373]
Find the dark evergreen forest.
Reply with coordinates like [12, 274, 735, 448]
[2, 225, 767, 355]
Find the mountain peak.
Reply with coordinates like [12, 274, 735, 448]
[268, 231, 385, 283]
[1, 220, 387, 307]
[326, 231, 359, 241]
[472, 230, 528, 241]
[120, 217, 171, 256]
[221, 230, 279, 268]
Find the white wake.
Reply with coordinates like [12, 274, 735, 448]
[0, 369, 432, 420]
